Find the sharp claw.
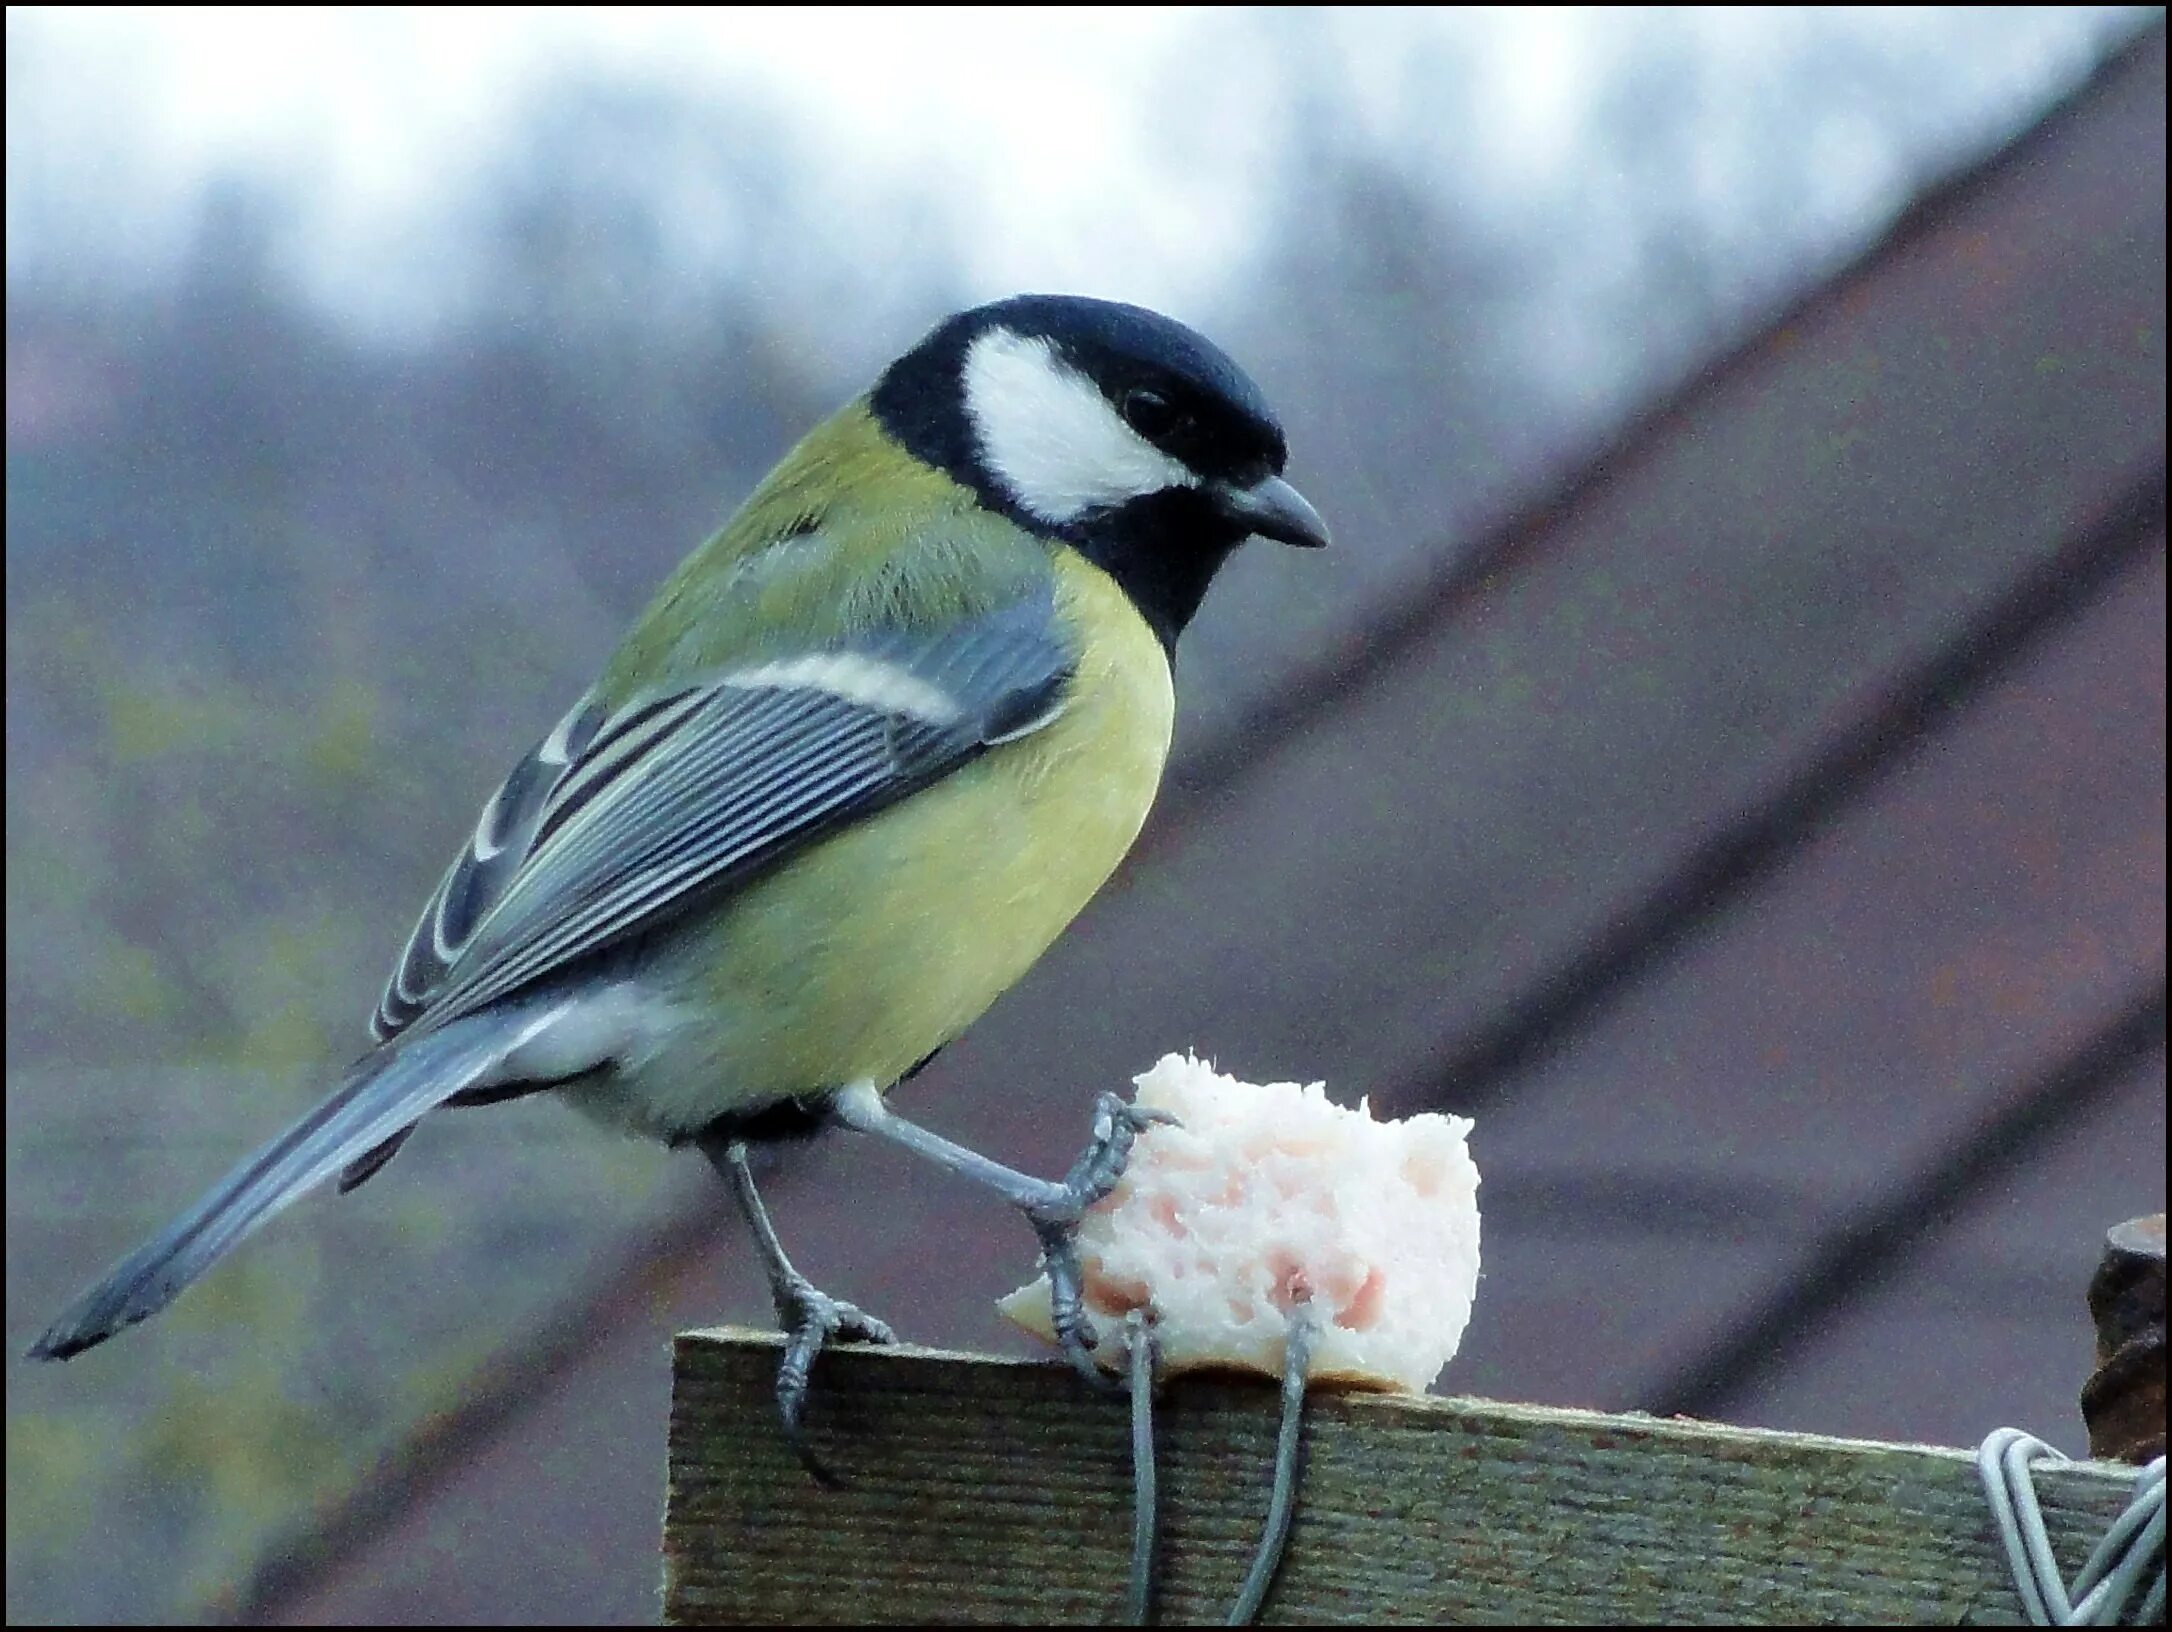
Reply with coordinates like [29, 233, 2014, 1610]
[1040, 1220, 1124, 1394]
[775, 1327, 842, 1486]
[1073, 1350, 1121, 1391]
[829, 1302, 898, 1348]
[1102, 1092, 1179, 1130]
[777, 1394, 842, 1488]
[1053, 1292, 1118, 1393]
[1018, 1093, 1181, 1394]
[765, 1278, 898, 1487]
[1083, 1097, 1172, 1189]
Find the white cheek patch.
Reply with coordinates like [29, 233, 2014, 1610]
[963, 329, 1197, 525]
[723, 653, 961, 726]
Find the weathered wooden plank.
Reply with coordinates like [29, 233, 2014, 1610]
[666, 1330, 2142, 1626]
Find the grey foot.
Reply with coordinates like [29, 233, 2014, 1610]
[823, 1082, 1175, 1393]
[772, 1274, 896, 1483]
[1028, 1094, 1178, 1388]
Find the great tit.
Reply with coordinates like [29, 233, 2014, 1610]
[30, 294, 1328, 1438]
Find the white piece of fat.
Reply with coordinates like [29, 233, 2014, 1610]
[998, 1052, 1480, 1393]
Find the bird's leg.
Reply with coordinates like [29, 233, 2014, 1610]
[700, 1134, 896, 1479]
[830, 1081, 1175, 1387]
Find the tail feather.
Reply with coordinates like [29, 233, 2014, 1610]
[28, 1002, 568, 1361]
[337, 1129, 415, 1193]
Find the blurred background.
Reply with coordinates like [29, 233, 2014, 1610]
[6, 7, 2164, 1623]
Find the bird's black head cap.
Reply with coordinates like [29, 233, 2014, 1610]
[872, 294, 1326, 652]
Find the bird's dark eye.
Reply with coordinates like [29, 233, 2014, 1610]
[1121, 388, 1180, 439]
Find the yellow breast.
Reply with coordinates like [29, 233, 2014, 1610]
[596, 548, 1175, 1137]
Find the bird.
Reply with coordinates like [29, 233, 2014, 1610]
[29, 293, 1329, 1448]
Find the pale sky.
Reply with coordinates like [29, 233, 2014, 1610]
[5, 7, 2144, 345]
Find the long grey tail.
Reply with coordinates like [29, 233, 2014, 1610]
[28, 1002, 568, 1362]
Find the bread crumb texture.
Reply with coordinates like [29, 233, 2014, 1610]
[999, 1052, 1480, 1392]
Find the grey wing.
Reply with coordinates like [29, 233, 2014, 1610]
[371, 587, 1074, 1045]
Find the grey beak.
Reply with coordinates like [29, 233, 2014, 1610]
[1213, 474, 1331, 549]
